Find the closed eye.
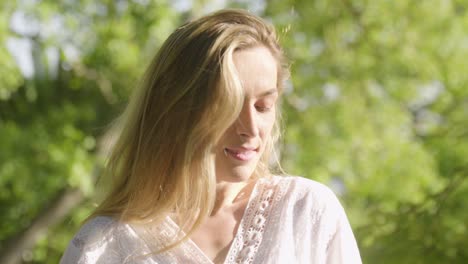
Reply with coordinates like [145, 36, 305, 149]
[255, 105, 273, 113]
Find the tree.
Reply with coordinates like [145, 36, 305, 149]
[265, 0, 468, 262]
[0, 1, 180, 263]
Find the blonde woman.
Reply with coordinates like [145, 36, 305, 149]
[61, 9, 362, 264]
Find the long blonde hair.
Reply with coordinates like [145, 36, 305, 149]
[91, 8, 289, 249]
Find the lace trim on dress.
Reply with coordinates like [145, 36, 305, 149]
[225, 176, 289, 264]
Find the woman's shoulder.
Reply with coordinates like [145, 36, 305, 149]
[271, 174, 337, 196]
[71, 216, 118, 247]
[270, 175, 343, 211]
[269, 176, 362, 263]
[60, 216, 124, 263]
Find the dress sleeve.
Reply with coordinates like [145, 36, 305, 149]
[60, 217, 123, 264]
[325, 199, 362, 264]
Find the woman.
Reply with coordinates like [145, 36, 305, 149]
[61, 9, 362, 264]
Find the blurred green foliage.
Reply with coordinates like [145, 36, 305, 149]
[1, 0, 467, 263]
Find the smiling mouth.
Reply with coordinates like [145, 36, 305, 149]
[224, 147, 258, 161]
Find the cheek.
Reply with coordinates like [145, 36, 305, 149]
[216, 125, 236, 147]
[259, 113, 276, 139]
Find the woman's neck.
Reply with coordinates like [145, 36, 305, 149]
[212, 179, 256, 215]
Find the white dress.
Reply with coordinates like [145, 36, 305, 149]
[60, 176, 362, 264]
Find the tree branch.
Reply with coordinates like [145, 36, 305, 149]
[0, 188, 84, 264]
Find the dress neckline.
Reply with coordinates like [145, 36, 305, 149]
[167, 177, 264, 263]
[129, 176, 284, 263]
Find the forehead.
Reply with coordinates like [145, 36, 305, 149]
[233, 46, 278, 98]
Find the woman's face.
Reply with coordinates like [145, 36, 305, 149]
[215, 45, 278, 183]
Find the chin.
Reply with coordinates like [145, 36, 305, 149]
[217, 164, 257, 183]
[233, 166, 257, 181]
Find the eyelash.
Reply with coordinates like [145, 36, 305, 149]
[255, 105, 272, 113]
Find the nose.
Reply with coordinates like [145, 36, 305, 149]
[235, 103, 259, 138]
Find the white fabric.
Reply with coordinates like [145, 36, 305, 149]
[61, 176, 362, 264]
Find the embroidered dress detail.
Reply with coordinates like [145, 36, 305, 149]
[225, 177, 289, 264]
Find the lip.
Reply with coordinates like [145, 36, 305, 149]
[224, 146, 259, 161]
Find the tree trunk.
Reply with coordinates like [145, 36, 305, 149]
[0, 188, 84, 264]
